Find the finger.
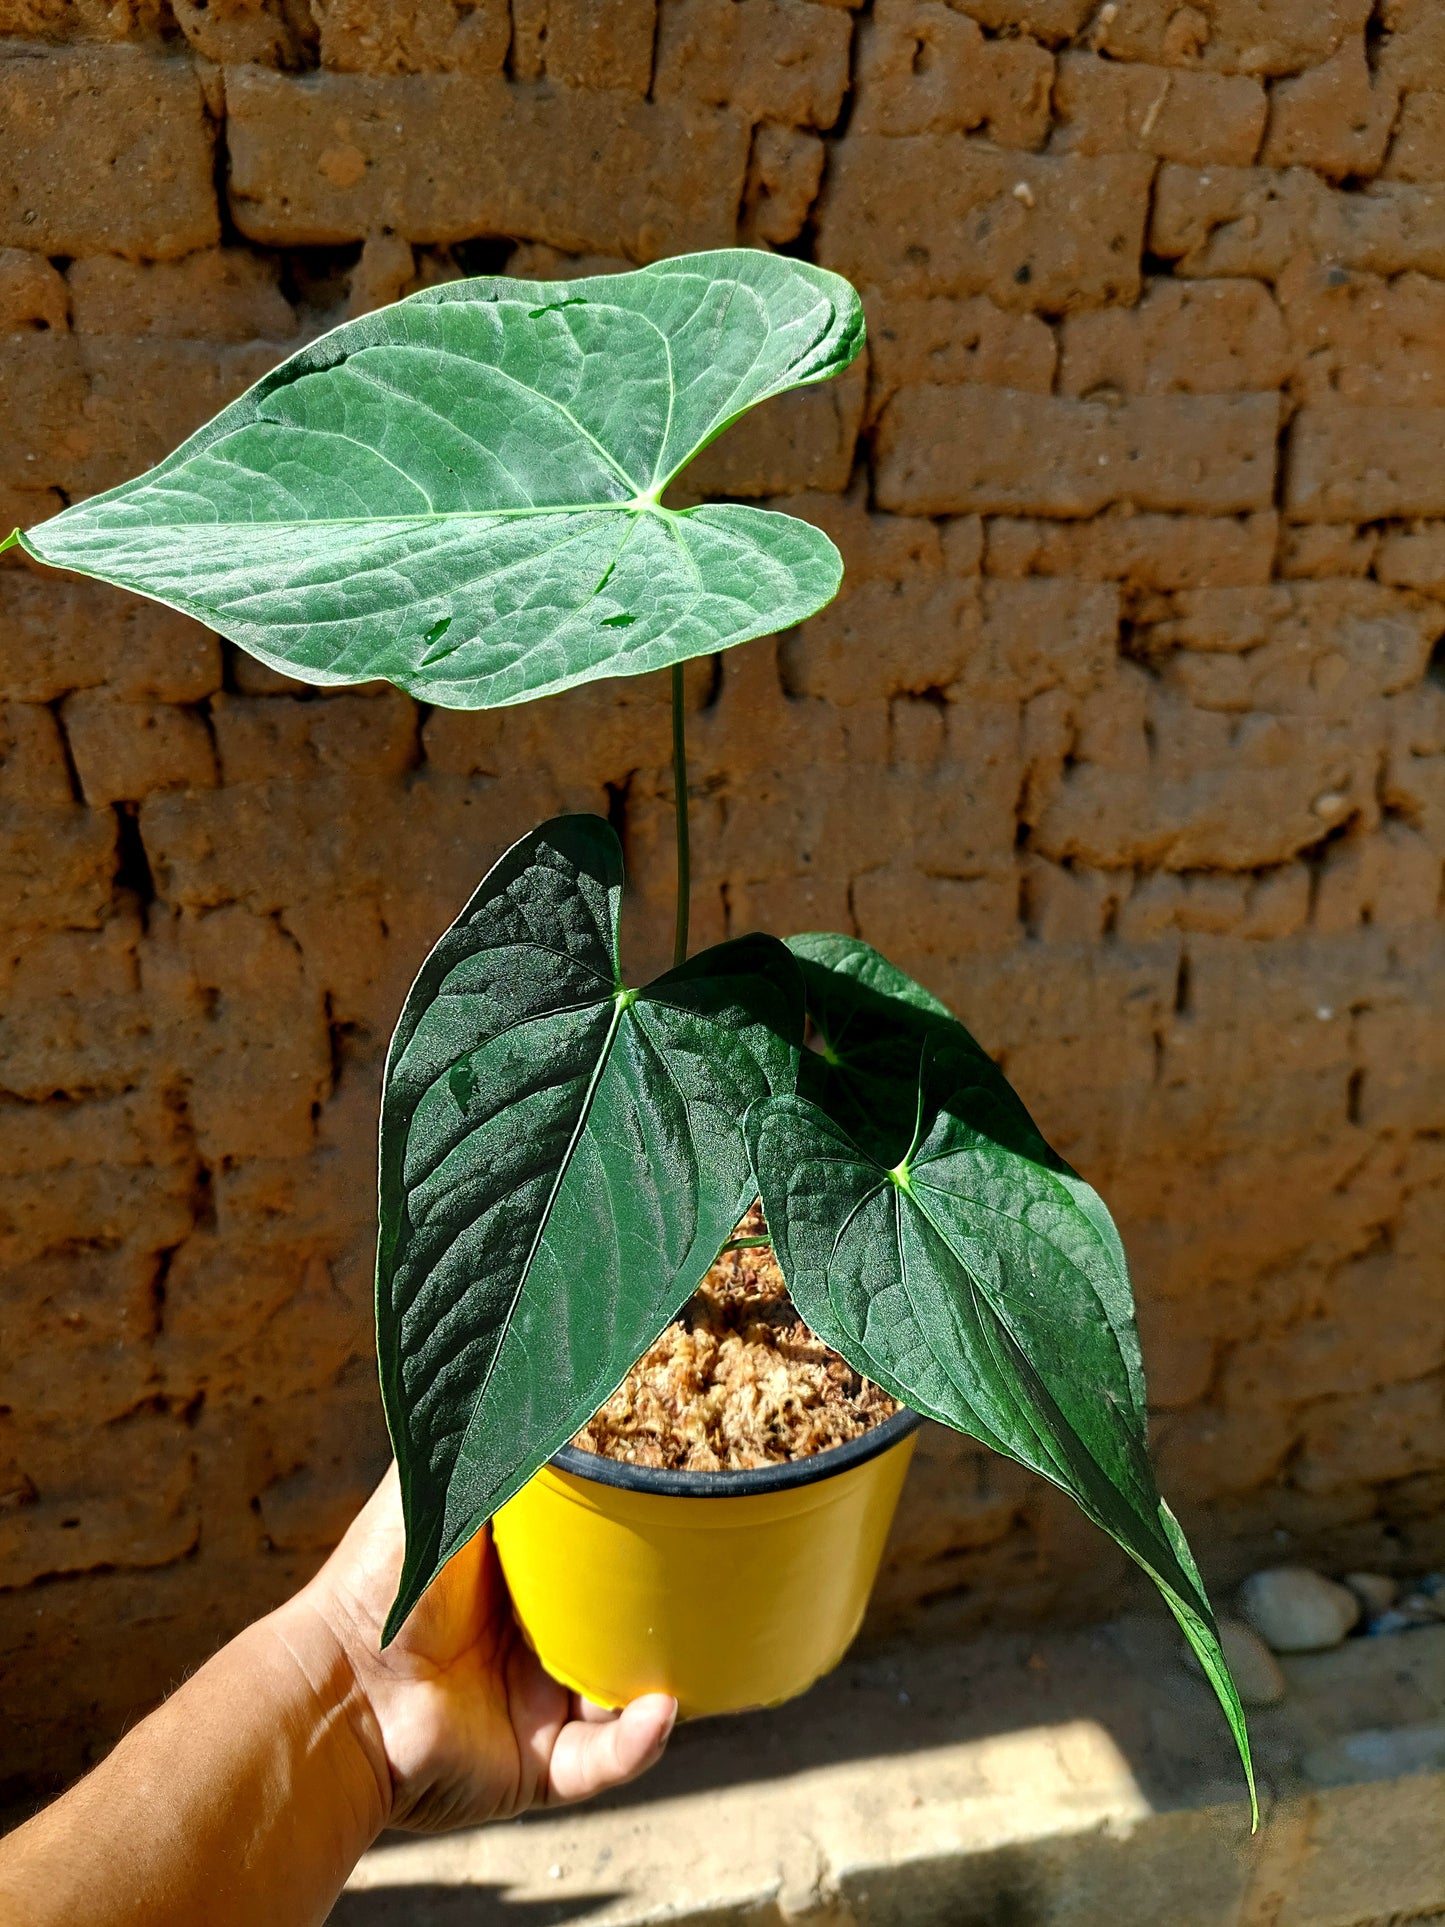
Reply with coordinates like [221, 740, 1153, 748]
[546, 1694, 678, 1806]
[575, 1696, 623, 1725]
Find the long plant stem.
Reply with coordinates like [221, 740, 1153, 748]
[671, 661, 690, 969]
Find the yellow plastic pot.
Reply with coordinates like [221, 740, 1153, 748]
[492, 1409, 920, 1718]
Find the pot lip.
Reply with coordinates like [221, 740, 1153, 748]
[548, 1405, 924, 1498]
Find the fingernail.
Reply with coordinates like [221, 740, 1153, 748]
[658, 1698, 678, 1747]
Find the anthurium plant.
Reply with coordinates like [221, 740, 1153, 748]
[9, 249, 1254, 1815]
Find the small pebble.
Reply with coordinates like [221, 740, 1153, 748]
[1239, 1567, 1361, 1653]
[1344, 1572, 1398, 1616]
[1183, 1616, 1286, 1706]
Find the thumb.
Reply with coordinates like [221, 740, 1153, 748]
[545, 1694, 678, 1806]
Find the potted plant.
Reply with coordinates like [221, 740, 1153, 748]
[8, 249, 1255, 1816]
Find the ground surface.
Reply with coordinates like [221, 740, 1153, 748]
[335, 1617, 1445, 1926]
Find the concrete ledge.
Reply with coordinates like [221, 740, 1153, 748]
[333, 1621, 1445, 1927]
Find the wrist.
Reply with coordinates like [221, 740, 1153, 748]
[261, 1593, 395, 1848]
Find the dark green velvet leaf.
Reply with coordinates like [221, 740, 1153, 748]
[750, 938, 1256, 1821]
[19, 252, 863, 710]
[378, 814, 802, 1641]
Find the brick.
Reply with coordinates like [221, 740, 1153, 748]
[741, 123, 824, 246]
[853, 867, 1019, 972]
[852, 0, 1052, 149]
[1053, 51, 1266, 166]
[1313, 822, 1441, 934]
[877, 387, 1279, 518]
[1382, 91, 1445, 184]
[0, 575, 221, 705]
[1287, 405, 1445, 520]
[4, 1245, 164, 1425]
[1279, 258, 1445, 406]
[1026, 587, 1440, 869]
[1152, 163, 1445, 280]
[512, 0, 656, 93]
[0, 44, 218, 260]
[1240, 866, 1312, 937]
[0, 912, 140, 1014]
[947, 0, 1091, 35]
[1022, 859, 1120, 944]
[970, 579, 1120, 702]
[0, 0, 174, 33]
[0, 246, 67, 332]
[1278, 524, 1377, 577]
[654, 0, 851, 129]
[211, 689, 418, 785]
[1356, 993, 1445, 1134]
[1379, 0, 1445, 91]
[61, 693, 216, 807]
[778, 512, 977, 705]
[344, 232, 416, 318]
[67, 249, 297, 342]
[0, 333, 284, 502]
[168, 0, 315, 66]
[0, 1159, 195, 1274]
[1150, 584, 1437, 707]
[1384, 708, 1445, 849]
[1091, 0, 1373, 77]
[983, 510, 1278, 589]
[144, 907, 330, 1161]
[818, 140, 1152, 309]
[1378, 524, 1445, 596]
[73, 336, 288, 496]
[0, 1084, 180, 1178]
[0, 333, 86, 492]
[225, 66, 749, 260]
[1058, 278, 1288, 397]
[0, 801, 117, 936]
[0, 1415, 198, 1589]
[312, 0, 509, 73]
[1152, 1395, 1298, 1502]
[1296, 1376, 1445, 1494]
[1261, 41, 1399, 182]
[864, 292, 1055, 422]
[0, 703, 73, 810]
[683, 358, 864, 497]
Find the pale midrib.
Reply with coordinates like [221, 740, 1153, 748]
[55, 502, 643, 534]
[448, 992, 631, 1491]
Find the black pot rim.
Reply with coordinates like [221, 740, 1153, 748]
[549, 1405, 923, 1498]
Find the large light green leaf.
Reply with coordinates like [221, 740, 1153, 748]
[17, 252, 863, 709]
[377, 814, 801, 1640]
[748, 937, 1256, 1820]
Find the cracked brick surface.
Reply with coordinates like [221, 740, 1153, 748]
[1, 0, 1444, 1808]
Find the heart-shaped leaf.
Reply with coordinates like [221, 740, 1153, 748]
[749, 938, 1256, 1820]
[378, 814, 802, 1640]
[17, 252, 863, 710]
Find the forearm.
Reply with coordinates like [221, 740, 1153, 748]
[0, 1601, 388, 1927]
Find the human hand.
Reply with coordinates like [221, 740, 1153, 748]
[274, 1463, 677, 1835]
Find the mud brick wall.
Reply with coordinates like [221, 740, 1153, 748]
[4, 0, 1445, 1803]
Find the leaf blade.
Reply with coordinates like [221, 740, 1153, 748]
[21, 252, 863, 709]
[377, 816, 802, 1640]
[749, 945, 1256, 1821]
